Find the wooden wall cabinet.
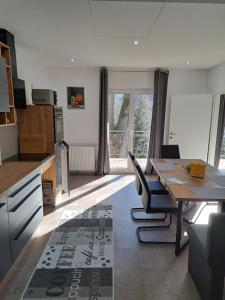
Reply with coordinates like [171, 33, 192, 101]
[0, 42, 16, 126]
[17, 105, 55, 157]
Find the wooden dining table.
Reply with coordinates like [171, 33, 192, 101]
[150, 158, 225, 255]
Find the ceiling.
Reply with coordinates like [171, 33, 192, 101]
[0, 0, 225, 69]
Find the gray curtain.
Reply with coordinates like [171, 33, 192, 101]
[145, 69, 169, 174]
[214, 94, 225, 168]
[96, 67, 110, 175]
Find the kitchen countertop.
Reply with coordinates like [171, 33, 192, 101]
[0, 154, 55, 192]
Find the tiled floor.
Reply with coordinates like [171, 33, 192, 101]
[0, 175, 203, 300]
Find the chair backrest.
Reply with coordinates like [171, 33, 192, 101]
[161, 145, 180, 159]
[207, 213, 225, 268]
[128, 150, 135, 161]
[133, 159, 151, 212]
[128, 151, 142, 195]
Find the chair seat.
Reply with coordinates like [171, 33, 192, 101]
[148, 180, 168, 195]
[149, 194, 178, 213]
[188, 224, 208, 259]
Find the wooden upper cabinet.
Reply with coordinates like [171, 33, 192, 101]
[17, 105, 55, 156]
[0, 42, 16, 126]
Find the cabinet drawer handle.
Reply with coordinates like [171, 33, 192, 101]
[0, 203, 6, 209]
[10, 184, 41, 213]
[9, 174, 40, 198]
[14, 206, 42, 241]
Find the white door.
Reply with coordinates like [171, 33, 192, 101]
[169, 94, 213, 161]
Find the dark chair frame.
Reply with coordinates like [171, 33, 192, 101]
[133, 159, 178, 244]
[128, 151, 167, 222]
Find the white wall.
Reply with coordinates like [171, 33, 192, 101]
[168, 70, 208, 95]
[208, 62, 225, 94]
[16, 45, 49, 104]
[108, 70, 154, 89]
[48, 67, 100, 146]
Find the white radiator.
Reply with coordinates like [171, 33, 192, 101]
[69, 145, 97, 172]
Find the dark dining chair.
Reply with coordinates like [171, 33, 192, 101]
[160, 144, 198, 222]
[160, 144, 180, 159]
[133, 159, 178, 244]
[128, 151, 168, 222]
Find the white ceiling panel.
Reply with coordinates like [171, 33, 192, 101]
[90, 1, 163, 38]
[0, 0, 224, 69]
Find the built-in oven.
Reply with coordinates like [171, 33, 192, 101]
[54, 106, 64, 143]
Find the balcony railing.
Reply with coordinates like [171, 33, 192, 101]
[109, 130, 150, 159]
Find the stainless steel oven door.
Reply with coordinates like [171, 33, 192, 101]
[54, 107, 64, 143]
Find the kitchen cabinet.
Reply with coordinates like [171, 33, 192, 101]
[7, 168, 43, 262]
[0, 156, 56, 281]
[0, 57, 9, 112]
[0, 193, 12, 280]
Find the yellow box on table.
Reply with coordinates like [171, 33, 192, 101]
[185, 161, 206, 178]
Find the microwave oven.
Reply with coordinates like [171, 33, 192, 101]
[32, 89, 57, 105]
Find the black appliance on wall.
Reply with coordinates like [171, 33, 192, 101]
[0, 28, 26, 109]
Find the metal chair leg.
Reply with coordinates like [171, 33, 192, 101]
[136, 214, 176, 244]
[130, 207, 167, 222]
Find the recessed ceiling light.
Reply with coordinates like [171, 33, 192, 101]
[70, 58, 75, 63]
[186, 61, 190, 65]
[133, 40, 139, 46]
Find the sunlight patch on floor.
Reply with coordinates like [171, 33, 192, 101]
[62, 175, 122, 202]
[73, 175, 135, 206]
[195, 203, 218, 225]
[37, 175, 135, 237]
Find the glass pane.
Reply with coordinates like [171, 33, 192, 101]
[133, 93, 153, 169]
[109, 93, 130, 170]
[219, 128, 225, 169]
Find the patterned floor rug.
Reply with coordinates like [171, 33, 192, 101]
[21, 205, 113, 299]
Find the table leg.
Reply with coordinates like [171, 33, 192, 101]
[175, 201, 183, 256]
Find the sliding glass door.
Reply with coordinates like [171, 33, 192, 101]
[219, 128, 225, 169]
[108, 89, 153, 172]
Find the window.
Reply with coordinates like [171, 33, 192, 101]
[108, 89, 153, 172]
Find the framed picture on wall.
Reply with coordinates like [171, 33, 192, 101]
[67, 87, 85, 109]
